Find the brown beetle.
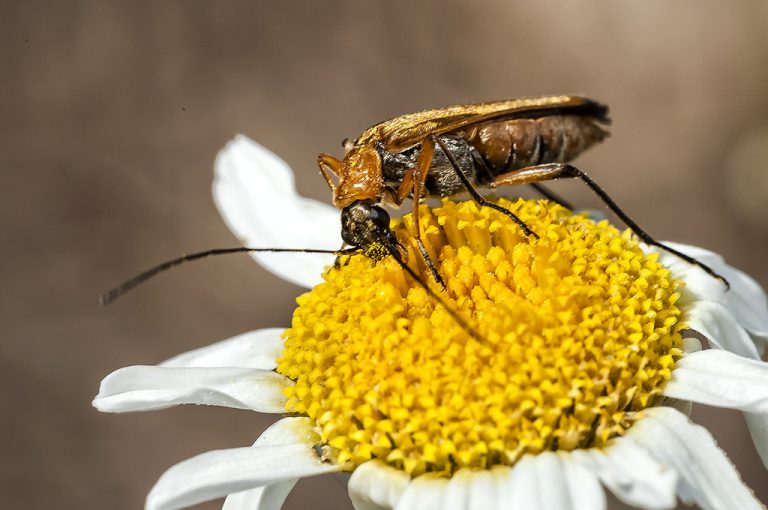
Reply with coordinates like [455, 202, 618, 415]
[317, 95, 726, 287]
[102, 95, 726, 307]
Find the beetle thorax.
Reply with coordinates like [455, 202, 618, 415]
[333, 145, 386, 208]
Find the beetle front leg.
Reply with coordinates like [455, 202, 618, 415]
[407, 137, 445, 288]
[317, 153, 341, 192]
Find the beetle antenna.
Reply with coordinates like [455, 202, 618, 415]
[100, 246, 360, 306]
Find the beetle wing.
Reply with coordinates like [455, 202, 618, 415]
[357, 95, 607, 152]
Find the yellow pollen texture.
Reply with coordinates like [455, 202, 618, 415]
[278, 198, 684, 476]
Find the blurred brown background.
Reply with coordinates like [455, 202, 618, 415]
[3, 1, 768, 509]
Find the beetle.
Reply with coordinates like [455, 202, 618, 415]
[316, 95, 726, 287]
[101, 95, 727, 307]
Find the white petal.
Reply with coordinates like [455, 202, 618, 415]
[663, 396, 692, 416]
[533, 452, 567, 509]
[525, 451, 605, 510]
[161, 329, 284, 370]
[744, 412, 768, 469]
[629, 407, 763, 510]
[252, 416, 319, 445]
[753, 334, 766, 357]
[93, 366, 291, 413]
[496, 454, 603, 509]
[570, 438, 677, 509]
[652, 241, 768, 344]
[348, 460, 410, 510]
[651, 241, 725, 265]
[146, 429, 338, 510]
[436, 468, 506, 510]
[558, 453, 605, 510]
[438, 470, 471, 510]
[213, 135, 341, 289]
[221, 482, 295, 510]
[682, 336, 702, 354]
[664, 349, 768, 413]
[466, 469, 501, 510]
[684, 301, 760, 359]
[681, 300, 768, 466]
[395, 474, 448, 510]
[497, 456, 538, 508]
[222, 417, 312, 510]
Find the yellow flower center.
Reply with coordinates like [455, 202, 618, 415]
[278, 198, 684, 476]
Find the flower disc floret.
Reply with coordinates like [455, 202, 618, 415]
[278, 198, 684, 476]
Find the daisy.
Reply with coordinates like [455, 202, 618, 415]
[94, 135, 768, 510]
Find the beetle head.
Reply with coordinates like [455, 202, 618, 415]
[340, 200, 402, 261]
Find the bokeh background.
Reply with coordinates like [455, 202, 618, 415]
[3, 1, 768, 508]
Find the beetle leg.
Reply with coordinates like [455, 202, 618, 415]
[432, 135, 539, 239]
[394, 169, 416, 205]
[470, 149, 573, 210]
[492, 163, 729, 288]
[329, 242, 355, 273]
[317, 153, 341, 192]
[410, 137, 445, 287]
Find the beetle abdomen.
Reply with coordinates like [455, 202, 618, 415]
[457, 115, 609, 176]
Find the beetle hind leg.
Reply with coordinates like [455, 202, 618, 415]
[492, 163, 729, 288]
[471, 150, 573, 209]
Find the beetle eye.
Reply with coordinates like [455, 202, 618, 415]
[369, 205, 390, 229]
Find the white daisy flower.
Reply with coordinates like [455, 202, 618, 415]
[94, 135, 768, 510]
